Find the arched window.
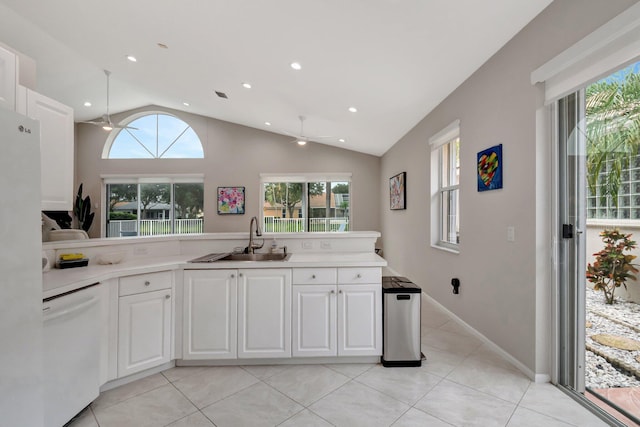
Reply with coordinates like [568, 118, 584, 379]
[104, 113, 204, 159]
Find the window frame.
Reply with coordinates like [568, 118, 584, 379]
[260, 173, 353, 233]
[101, 111, 204, 159]
[430, 120, 460, 253]
[101, 174, 204, 238]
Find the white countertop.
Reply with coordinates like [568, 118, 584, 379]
[43, 252, 387, 299]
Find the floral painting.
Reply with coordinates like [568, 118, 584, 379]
[217, 186, 245, 214]
[477, 144, 503, 192]
[390, 172, 406, 210]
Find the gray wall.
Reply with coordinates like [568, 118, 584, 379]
[380, 0, 637, 375]
[75, 106, 381, 237]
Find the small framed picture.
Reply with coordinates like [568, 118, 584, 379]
[477, 144, 503, 192]
[389, 172, 406, 210]
[217, 186, 245, 214]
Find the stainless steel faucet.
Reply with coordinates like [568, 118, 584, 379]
[248, 216, 263, 254]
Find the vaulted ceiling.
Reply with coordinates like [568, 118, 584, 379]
[0, 0, 552, 156]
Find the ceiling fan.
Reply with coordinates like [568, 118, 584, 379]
[283, 116, 333, 146]
[82, 70, 137, 131]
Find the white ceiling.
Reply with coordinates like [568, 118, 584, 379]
[0, 0, 552, 156]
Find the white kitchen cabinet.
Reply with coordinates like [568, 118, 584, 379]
[293, 267, 382, 357]
[183, 270, 237, 359]
[118, 272, 172, 378]
[21, 88, 74, 211]
[337, 283, 382, 356]
[0, 46, 16, 111]
[238, 268, 291, 358]
[292, 284, 337, 357]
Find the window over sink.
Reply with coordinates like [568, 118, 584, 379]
[261, 173, 351, 233]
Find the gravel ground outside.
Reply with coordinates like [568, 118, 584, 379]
[586, 286, 640, 389]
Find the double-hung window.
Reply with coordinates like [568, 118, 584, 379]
[430, 121, 460, 251]
[261, 173, 352, 232]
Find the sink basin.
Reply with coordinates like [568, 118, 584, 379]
[219, 253, 291, 262]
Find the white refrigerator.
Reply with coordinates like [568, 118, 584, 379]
[0, 107, 43, 427]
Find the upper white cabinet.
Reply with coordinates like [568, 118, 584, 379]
[20, 87, 74, 211]
[183, 270, 237, 360]
[238, 268, 291, 358]
[0, 46, 16, 111]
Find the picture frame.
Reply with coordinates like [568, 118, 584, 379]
[217, 186, 245, 214]
[477, 144, 503, 192]
[389, 172, 406, 210]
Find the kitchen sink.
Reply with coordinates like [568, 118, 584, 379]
[188, 252, 290, 263]
[219, 253, 291, 262]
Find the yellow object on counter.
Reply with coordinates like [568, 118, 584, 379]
[59, 253, 85, 261]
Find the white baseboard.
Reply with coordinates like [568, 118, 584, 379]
[422, 292, 544, 382]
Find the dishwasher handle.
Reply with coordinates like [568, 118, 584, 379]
[43, 296, 98, 322]
[396, 294, 411, 300]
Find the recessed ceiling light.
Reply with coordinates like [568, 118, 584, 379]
[242, 82, 252, 89]
[126, 55, 137, 62]
[265, 121, 272, 126]
[83, 101, 92, 107]
[348, 106, 358, 113]
[297, 140, 307, 146]
[183, 102, 190, 107]
[338, 138, 345, 143]
[157, 43, 168, 49]
[290, 62, 302, 70]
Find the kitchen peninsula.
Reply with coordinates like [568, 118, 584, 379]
[42, 232, 386, 425]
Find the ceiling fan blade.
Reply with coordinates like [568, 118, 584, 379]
[81, 120, 106, 126]
[113, 124, 138, 130]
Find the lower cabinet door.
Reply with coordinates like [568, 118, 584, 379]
[292, 285, 337, 357]
[238, 268, 291, 358]
[118, 289, 172, 377]
[338, 284, 382, 356]
[183, 270, 237, 359]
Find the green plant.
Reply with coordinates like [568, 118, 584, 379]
[586, 228, 639, 304]
[74, 183, 95, 232]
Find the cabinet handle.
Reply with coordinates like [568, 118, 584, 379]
[239, 273, 243, 277]
[339, 290, 343, 294]
[312, 274, 316, 279]
[165, 294, 170, 299]
[356, 274, 362, 279]
[330, 290, 335, 294]
[144, 281, 151, 286]
[231, 274, 235, 278]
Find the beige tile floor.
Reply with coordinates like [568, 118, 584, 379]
[68, 294, 610, 427]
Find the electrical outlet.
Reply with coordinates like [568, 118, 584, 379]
[302, 241, 313, 250]
[321, 241, 331, 249]
[507, 226, 515, 242]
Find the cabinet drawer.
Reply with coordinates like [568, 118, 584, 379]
[293, 268, 337, 285]
[338, 267, 381, 284]
[119, 271, 172, 296]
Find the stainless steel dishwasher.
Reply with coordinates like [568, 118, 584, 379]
[381, 277, 422, 367]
